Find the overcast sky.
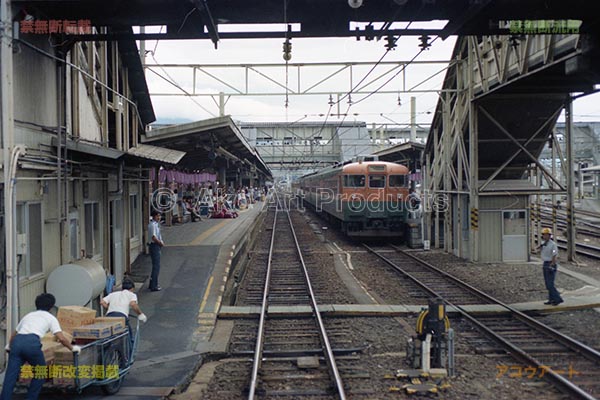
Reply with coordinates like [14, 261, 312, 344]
[141, 28, 600, 128]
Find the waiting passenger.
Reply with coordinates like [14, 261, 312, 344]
[407, 188, 422, 219]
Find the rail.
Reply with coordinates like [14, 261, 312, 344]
[364, 244, 600, 400]
[248, 192, 347, 399]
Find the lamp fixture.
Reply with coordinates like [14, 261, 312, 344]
[348, 0, 363, 9]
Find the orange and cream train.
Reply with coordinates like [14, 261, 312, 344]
[295, 160, 415, 237]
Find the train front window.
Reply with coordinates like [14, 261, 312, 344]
[344, 175, 365, 187]
[389, 175, 407, 187]
[369, 175, 386, 188]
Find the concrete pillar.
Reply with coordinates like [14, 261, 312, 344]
[219, 92, 225, 117]
[218, 165, 227, 188]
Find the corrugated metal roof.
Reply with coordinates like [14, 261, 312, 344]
[52, 137, 124, 159]
[372, 141, 425, 157]
[143, 115, 271, 176]
[126, 144, 185, 165]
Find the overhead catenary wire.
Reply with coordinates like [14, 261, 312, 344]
[294, 23, 421, 162]
[147, 54, 217, 117]
[315, 35, 439, 155]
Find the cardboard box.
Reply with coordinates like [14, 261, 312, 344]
[61, 331, 74, 344]
[53, 347, 76, 363]
[42, 341, 64, 363]
[72, 323, 112, 340]
[42, 331, 74, 344]
[94, 317, 126, 335]
[52, 347, 97, 387]
[57, 306, 96, 333]
[41, 332, 55, 343]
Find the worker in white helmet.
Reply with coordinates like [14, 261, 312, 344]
[540, 228, 564, 306]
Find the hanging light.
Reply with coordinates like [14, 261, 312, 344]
[282, 38, 292, 61]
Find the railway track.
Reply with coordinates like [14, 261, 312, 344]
[364, 244, 600, 400]
[540, 209, 600, 238]
[555, 238, 600, 260]
[534, 210, 600, 260]
[244, 194, 347, 399]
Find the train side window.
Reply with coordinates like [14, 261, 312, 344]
[344, 175, 365, 187]
[389, 175, 407, 187]
[369, 175, 386, 188]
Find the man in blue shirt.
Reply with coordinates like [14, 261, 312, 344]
[148, 210, 165, 291]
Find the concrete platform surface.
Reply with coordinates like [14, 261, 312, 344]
[218, 291, 600, 317]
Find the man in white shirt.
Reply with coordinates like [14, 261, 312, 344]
[148, 210, 164, 291]
[540, 228, 564, 306]
[1, 293, 80, 400]
[101, 278, 147, 344]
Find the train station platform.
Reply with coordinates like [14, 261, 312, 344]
[1, 202, 267, 400]
[111, 202, 266, 398]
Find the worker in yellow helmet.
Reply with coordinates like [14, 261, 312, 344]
[540, 228, 564, 306]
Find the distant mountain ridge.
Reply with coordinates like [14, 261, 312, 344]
[153, 117, 194, 126]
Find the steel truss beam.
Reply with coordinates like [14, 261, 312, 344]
[145, 60, 457, 99]
[478, 106, 565, 192]
[425, 32, 585, 262]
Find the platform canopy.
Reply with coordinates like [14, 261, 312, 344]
[372, 141, 424, 164]
[13, 0, 600, 43]
[373, 142, 425, 172]
[142, 116, 271, 178]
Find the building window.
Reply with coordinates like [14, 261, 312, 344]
[85, 202, 102, 258]
[16, 203, 43, 278]
[129, 194, 140, 239]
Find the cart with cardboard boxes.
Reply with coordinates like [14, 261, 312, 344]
[19, 305, 140, 395]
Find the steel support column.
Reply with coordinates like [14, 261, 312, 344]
[565, 97, 576, 261]
[468, 39, 479, 262]
[1, 0, 17, 355]
[443, 94, 452, 253]
[433, 127, 440, 249]
[423, 153, 431, 243]
[551, 132, 557, 238]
